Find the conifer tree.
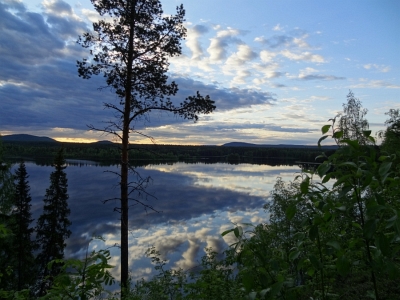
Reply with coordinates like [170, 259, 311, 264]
[0, 135, 13, 215]
[10, 162, 36, 290]
[35, 149, 71, 296]
[0, 136, 15, 291]
[77, 0, 215, 289]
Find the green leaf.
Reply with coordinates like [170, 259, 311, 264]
[233, 226, 243, 238]
[318, 135, 329, 147]
[289, 250, 301, 260]
[309, 254, 320, 270]
[341, 139, 359, 149]
[366, 204, 385, 217]
[317, 162, 331, 178]
[379, 161, 392, 178]
[336, 255, 351, 276]
[377, 234, 390, 256]
[378, 155, 389, 162]
[221, 229, 234, 236]
[336, 205, 347, 212]
[322, 173, 333, 183]
[309, 225, 318, 241]
[260, 288, 270, 298]
[300, 176, 310, 194]
[394, 219, 400, 234]
[315, 153, 327, 160]
[333, 130, 343, 139]
[352, 222, 362, 230]
[321, 125, 331, 134]
[286, 205, 297, 221]
[339, 161, 357, 169]
[327, 240, 341, 250]
[333, 174, 352, 188]
[248, 291, 257, 300]
[363, 219, 377, 239]
[362, 130, 372, 137]
[242, 272, 254, 291]
[270, 281, 284, 297]
[368, 136, 376, 144]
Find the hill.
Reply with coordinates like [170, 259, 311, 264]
[1, 134, 57, 143]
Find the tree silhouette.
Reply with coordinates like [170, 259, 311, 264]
[77, 0, 215, 289]
[339, 90, 371, 145]
[0, 136, 13, 215]
[10, 162, 36, 290]
[35, 149, 71, 296]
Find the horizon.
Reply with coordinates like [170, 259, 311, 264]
[1, 0, 399, 145]
[2, 133, 342, 146]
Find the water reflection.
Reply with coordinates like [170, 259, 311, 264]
[15, 161, 300, 281]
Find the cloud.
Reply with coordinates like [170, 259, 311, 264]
[297, 74, 345, 81]
[43, 0, 73, 16]
[0, 4, 278, 136]
[255, 35, 293, 48]
[273, 23, 284, 31]
[363, 64, 391, 73]
[290, 67, 345, 81]
[186, 24, 208, 60]
[207, 27, 243, 62]
[280, 50, 325, 62]
[171, 77, 276, 111]
[224, 44, 257, 68]
[260, 50, 277, 63]
[351, 79, 400, 89]
[255, 32, 309, 49]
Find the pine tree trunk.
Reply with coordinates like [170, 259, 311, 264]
[120, 1, 136, 293]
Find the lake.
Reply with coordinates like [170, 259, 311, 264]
[16, 160, 301, 282]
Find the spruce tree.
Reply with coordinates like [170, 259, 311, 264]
[0, 135, 13, 215]
[35, 149, 71, 296]
[10, 162, 36, 290]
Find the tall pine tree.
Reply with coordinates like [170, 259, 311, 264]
[11, 161, 36, 290]
[35, 149, 71, 296]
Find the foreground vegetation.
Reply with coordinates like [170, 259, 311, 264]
[1, 98, 400, 299]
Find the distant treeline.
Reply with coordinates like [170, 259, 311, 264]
[3, 141, 335, 165]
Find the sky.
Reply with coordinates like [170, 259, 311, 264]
[0, 0, 399, 145]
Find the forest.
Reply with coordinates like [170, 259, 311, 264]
[2, 140, 334, 166]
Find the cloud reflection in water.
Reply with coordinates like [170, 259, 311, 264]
[21, 161, 299, 281]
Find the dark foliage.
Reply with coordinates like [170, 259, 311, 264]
[35, 149, 71, 296]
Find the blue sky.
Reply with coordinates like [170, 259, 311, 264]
[1, 0, 399, 145]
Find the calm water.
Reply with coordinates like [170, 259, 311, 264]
[16, 161, 300, 281]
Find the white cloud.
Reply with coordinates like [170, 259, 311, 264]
[288, 67, 345, 81]
[363, 64, 391, 73]
[280, 50, 325, 63]
[224, 44, 257, 68]
[207, 38, 227, 62]
[254, 36, 267, 43]
[174, 239, 200, 270]
[186, 24, 208, 60]
[216, 27, 241, 38]
[232, 69, 252, 84]
[293, 34, 310, 48]
[207, 27, 243, 62]
[273, 23, 284, 31]
[260, 50, 277, 63]
[351, 79, 400, 89]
